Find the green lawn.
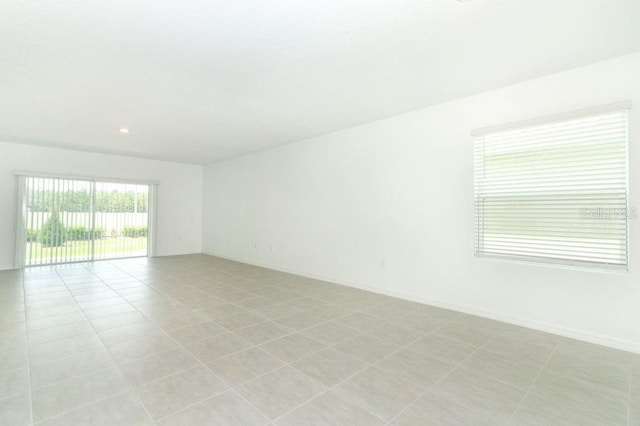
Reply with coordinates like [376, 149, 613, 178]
[26, 237, 147, 264]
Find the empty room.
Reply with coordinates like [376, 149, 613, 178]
[1, 0, 639, 425]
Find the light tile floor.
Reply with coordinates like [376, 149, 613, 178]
[0, 254, 638, 425]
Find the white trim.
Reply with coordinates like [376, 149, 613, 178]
[15, 174, 156, 267]
[473, 108, 630, 272]
[13, 176, 26, 269]
[148, 184, 159, 257]
[475, 254, 630, 276]
[624, 110, 631, 276]
[471, 101, 632, 137]
[89, 181, 97, 260]
[11, 170, 160, 186]
[203, 250, 640, 354]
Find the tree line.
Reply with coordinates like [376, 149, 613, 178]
[27, 190, 148, 213]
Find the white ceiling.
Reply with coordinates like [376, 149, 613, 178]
[1, 1, 639, 164]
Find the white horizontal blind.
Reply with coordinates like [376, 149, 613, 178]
[474, 109, 629, 271]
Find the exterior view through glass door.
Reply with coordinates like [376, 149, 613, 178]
[20, 175, 152, 266]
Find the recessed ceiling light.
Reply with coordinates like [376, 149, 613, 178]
[119, 128, 130, 134]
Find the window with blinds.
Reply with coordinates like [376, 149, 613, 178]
[474, 107, 629, 271]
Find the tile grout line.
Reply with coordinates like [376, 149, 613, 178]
[237, 316, 408, 409]
[109, 261, 400, 424]
[266, 363, 383, 425]
[18, 257, 636, 425]
[82, 260, 214, 426]
[20, 268, 35, 426]
[25, 278, 132, 423]
[626, 361, 633, 426]
[108, 261, 274, 425]
[217, 301, 384, 419]
[33, 389, 134, 425]
[22, 260, 452, 426]
[49, 263, 158, 425]
[260, 310, 453, 423]
[150, 344, 272, 422]
[507, 342, 559, 424]
[185, 277, 444, 422]
[28, 365, 115, 395]
[384, 334, 492, 425]
[330, 315, 510, 424]
[146, 322, 357, 423]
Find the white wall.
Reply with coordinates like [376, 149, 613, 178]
[0, 143, 203, 269]
[203, 52, 640, 353]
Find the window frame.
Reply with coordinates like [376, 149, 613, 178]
[472, 103, 631, 273]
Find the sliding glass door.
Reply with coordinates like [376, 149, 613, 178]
[18, 175, 153, 266]
[93, 181, 150, 261]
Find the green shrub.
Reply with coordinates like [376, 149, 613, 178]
[66, 226, 106, 241]
[122, 226, 147, 237]
[38, 213, 67, 247]
[26, 229, 38, 242]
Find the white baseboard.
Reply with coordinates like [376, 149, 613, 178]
[204, 251, 640, 354]
[153, 252, 205, 258]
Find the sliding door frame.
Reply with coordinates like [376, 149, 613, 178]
[13, 175, 27, 269]
[12, 170, 159, 268]
[147, 183, 158, 258]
